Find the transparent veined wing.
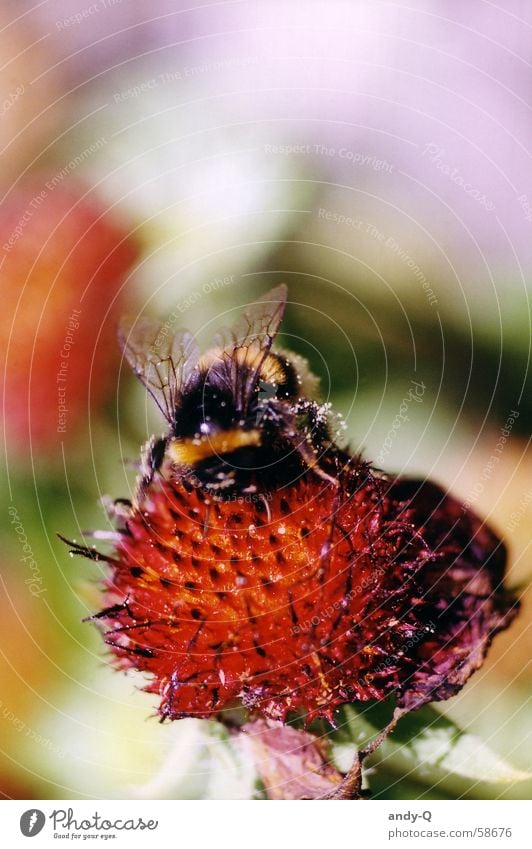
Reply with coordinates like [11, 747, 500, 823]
[118, 316, 199, 425]
[212, 285, 288, 414]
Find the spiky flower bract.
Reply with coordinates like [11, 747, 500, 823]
[90, 463, 516, 725]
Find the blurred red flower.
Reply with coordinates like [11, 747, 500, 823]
[1, 181, 138, 453]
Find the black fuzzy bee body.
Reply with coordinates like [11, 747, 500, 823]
[119, 286, 339, 500]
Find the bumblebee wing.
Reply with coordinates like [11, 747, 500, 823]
[218, 285, 288, 350]
[118, 316, 199, 425]
[213, 285, 287, 413]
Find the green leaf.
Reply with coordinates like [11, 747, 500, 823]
[330, 703, 530, 790]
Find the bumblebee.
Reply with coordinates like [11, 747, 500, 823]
[119, 285, 341, 499]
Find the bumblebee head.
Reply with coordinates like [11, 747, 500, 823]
[167, 345, 320, 484]
[120, 285, 329, 494]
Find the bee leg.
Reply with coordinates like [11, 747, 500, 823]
[296, 437, 340, 487]
[312, 463, 341, 487]
[292, 401, 340, 487]
[134, 436, 168, 505]
[101, 495, 133, 522]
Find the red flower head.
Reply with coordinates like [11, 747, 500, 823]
[64, 286, 517, 755]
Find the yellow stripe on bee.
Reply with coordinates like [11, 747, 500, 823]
[168, 428, 262, 465]
[260, 353, 287, 384]
[198, 347, 287, 385]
